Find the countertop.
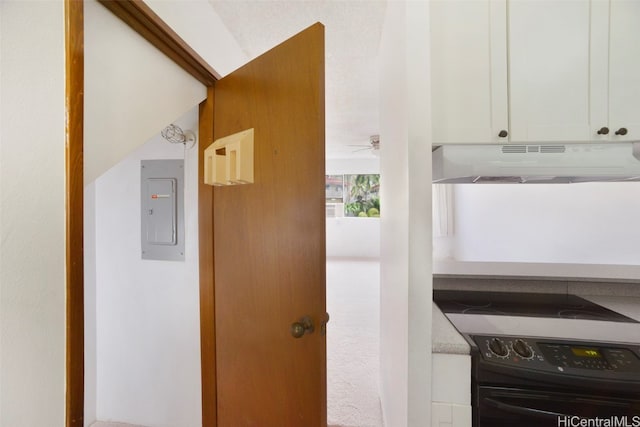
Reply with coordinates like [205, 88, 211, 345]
[432, 302, 470, 354]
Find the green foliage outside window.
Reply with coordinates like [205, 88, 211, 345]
[344, 174, 380, 217]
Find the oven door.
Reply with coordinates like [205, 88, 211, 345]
[478, 386, 640, 427]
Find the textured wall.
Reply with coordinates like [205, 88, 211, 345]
[0, 2, 66, 426]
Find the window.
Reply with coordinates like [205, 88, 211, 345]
[325, 174, 380, 217]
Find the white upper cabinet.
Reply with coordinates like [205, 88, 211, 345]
[509, 0, 592, 142]
[430, 0, 509, 144]
[430, 0, 640, 144]
[607, 0, 640, 141]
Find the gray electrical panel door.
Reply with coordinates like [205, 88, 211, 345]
[141, 159, 185, 261]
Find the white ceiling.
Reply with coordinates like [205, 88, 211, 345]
[208, 0, 387, 159]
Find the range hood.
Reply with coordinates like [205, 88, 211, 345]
[432, 142, 640, 183]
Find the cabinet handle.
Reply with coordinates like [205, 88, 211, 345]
[597, 127, 609, 135]
[615, 127, 628, 136]
[498, 130, 508, 138]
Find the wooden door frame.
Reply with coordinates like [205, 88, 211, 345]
[65, 1, 84, 425]
[65, 1, 218, 425]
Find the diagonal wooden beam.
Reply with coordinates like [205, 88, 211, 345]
[98, 0, 218, 86]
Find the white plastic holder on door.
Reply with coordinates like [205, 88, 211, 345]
[204, 128, 254, 186]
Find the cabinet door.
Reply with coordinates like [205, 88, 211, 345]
[608, 0, 640, 140]
[430, 0, 508, 144]
[590, 0, 610, 141]
[509, 0, 592, 141]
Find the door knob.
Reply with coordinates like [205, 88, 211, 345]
[597, 127, 609, 135]
[498, 130, 508, 138]
[320, 312, 330, 336]
[291, 316, 314, 338]
[615, 127, 628, 136]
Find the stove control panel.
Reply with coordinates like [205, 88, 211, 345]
[539, 343, 640, 372]
[476, 336, 546, 366]
[473, 335, 640, 374]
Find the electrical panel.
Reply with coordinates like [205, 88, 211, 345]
[141, 159, 185, 261]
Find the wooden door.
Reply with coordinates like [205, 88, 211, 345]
[430, 0, 508, 144]
[208, 23, 326, 426]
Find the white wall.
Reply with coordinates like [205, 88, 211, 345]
[0, 2, 66, 426]
[431, 183, 640, 280]
[145, 0, 247, 78]
[91, 108, 201, 427]
[379, 2, 433, 426]
[327, 219, 380, 258]
[326, 157, 380, 259]
[84, 0, 206, 184]
[85, 182, 98, 426]
[327, 157, 380, 175]
[84, 0, 248, 185]
[405, 3, 433, 421]
[451, 183, 640, 265]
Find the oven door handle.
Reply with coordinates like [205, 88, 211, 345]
[484, 397, 571, 419]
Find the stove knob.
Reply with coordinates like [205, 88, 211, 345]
[513, 339, 533, 358]
[489, 338, 509, 357]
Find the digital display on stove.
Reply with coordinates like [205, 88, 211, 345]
[571, 347, 602, 358]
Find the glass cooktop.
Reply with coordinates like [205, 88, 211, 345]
[433, 290, 638, 323]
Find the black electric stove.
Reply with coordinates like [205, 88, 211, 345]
[433, 290, 640, 427]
